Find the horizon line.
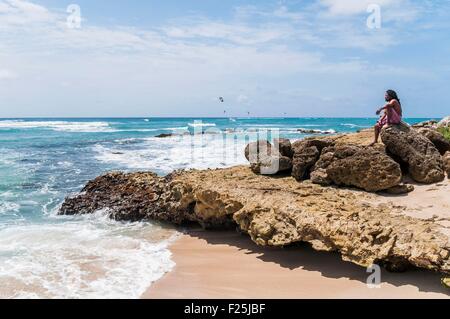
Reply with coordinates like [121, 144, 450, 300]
[0, 116, 444, 120]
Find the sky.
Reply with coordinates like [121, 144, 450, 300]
[0, 0, 449, 118]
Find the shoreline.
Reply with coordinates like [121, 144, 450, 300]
[143, 228, 449, 299]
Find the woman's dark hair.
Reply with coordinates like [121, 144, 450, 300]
[386, 89, 401, 105]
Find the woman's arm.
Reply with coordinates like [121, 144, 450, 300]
[376, 101, 394, 115]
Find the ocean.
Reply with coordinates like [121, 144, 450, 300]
[0, 117, 431, 298]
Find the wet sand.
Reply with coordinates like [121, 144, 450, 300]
[143, 229, 449, 299]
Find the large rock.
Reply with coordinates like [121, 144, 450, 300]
[292, 138, 334, 153]
[417, 128, 450, 155]
[245, 140, 292, 175]
[60, 166, 450, 274]
[250, 155, 293, 175]
[444, 152, 450, 178]
[291, 138, 335, 181]
[310, 145, 402, 192]
[274, 138, 293, 158]
[292, 146, 320, 181]
[381, 125, 445, 184]
[245, 140, 272, 162]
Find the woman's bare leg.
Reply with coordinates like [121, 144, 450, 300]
[370, 125, 380, 146]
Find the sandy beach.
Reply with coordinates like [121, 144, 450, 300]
[143, 229, 449, 299]
[143, 177, 450, 299]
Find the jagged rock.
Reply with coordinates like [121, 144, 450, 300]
[297, 128, 335, 135]
[381, 125, 445, 184]
[292, 138, 334, 153]
[155, 133, 174, 138]
[274, 138, 293, 158]
[444, 152, 450, 178]
[438, 116, 450, 129]
[245, 140, 292, 175]
[310, 145, 402, 192]
[412, 120, 438, 129]
[60, 172, 173, 223]
[59, 171, 238, 228]
[291, 146, 320, 181]
[310, 168, 330, 185]
[417, 128, 450, 155]
[384, 184, 415, 195]
[290, 138, 335, 181]
[250, 155, 293, 175]
[59, 166, 450, 275]
[244, 140, 272, 162]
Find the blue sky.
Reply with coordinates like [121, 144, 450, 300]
[0, 0, 449, 117]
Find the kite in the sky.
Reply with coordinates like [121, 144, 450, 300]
[219, 97, 224, 103]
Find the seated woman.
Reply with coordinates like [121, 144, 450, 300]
[370, 90, 403, 146]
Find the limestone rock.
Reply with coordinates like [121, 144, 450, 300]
[412, 120, 438, 129]
[381, 125, 445, 184]
[292, 146, 320, 181]
[290, 138, 334, 181]
[417, 128, 450, 155]
[59, 166, 450, 275]
[250, 155, 293, 175]
[310, 145, 402, 192]
[245, 140, 292, 175]
[292, 138, 334, 154]
[245, 140, 273, 162]
[274, 138, 293, 158]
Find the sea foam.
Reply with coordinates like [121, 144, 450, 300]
[94, 134, 248, 174]
[0, 213, 177, 299]
[0, 120, 113, 133]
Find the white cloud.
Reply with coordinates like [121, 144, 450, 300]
[0, 0, 444, 117]
[0, 69, 17, 80]
[0, 0, 54, 26]
[163, 21, 290, 45]
[319, 0, 397, 16]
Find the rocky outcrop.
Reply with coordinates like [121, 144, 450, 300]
[59, 171, 240, 228]
[250, 155, 293, 175]
[155, 133, 175, 138]
[59, 166, 450, 275]
[412, 120, 438, 129]
[290, 138, 335, 181]
[444, 152, 450, 178]
[274, 138, 293, 158]
[381, 125, 445, 184]
[245, 140, 292, 175]
[244, 140, 272, 162]
[292, 146, 320, 181]
[418, 128, 450, 155]
[297, 128, 335, 135]
[309, 145, 402, 192]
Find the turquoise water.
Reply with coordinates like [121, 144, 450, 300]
[0, 117, 431, 298]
